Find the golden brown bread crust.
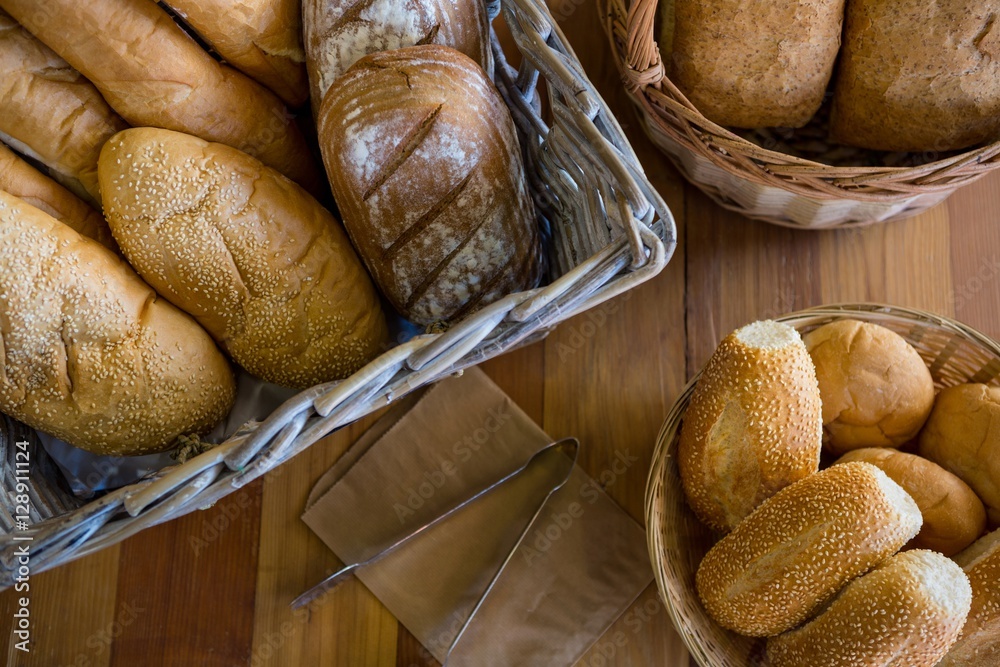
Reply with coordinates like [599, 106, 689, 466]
[0, 0, 321, 194]
[0, 190, 235, 456]
[830, 0, 1000, 151]
[836, 448, 986, 556]
[318, 45, 541, 326]
[695, 462, 922, 637]
[941, 529, 1000, 666]
[161, 0, 308, 107]
[0, 10, 127, 206]
[0, 143, 116, 250]
[767, 550, 971, 667]
[804, 319, 935, 453]
[678, 320, 822, 532]
[99, 128, 389, 389]
[665, 0, 845, 129]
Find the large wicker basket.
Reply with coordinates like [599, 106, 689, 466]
[0, 0, 676, 586]
[646, 304, 1000, 666]
[601, 1, 1000, 229]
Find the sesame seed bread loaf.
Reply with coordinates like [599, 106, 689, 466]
[99, 128, 389, 389]
[0, 10, 127, 207]
[0, 0, 321, 194]
[695, 462, 922, 637]
[160, 0, 308, 107]
[318, 45, 541, 326]
[0, 143, 116, 251]
[767, 550, 971, 667]
[0, 189, 236, 456]
[663, 0, 846, 129]
[830, 0, 1000, 152]
[678, 320, 822, 532]
[303, 0, 490, 121]
[836, 448, 986, 556]
[940, 529, 1000, 666]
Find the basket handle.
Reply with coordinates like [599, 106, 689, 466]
[624, 0, 664, 91]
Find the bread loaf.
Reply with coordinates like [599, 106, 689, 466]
[836, 448, 986, 556]
[0, 190, 235, 456]
[830, 0, 1000, 151]
[767, 550, 971, 667]
[940, 529, 1000, 666]
[664, 0, 846, 128]
[0, 143, 116, 250]
[99, 128, 389, 389]
[0, 0, 321, 193]
[679, 320, 822, 532]
[695, 462, 922, 637]
[0, 9, 127, 206]
[919, 383, 1000, 524]
[318, 45, 541, 325]
[161, 0, 308, 107]
[303, 0, 490, 120]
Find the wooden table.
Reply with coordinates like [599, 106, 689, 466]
[4, 3, 1000, 666]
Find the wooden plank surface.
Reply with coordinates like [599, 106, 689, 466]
[4, 2, 1000, 666]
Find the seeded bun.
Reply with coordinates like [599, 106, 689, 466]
[804, 319, 934, 453]
[678, 320, 822, 532]
[919, 383, 1000, 524]
[939, 529, 1000, 666]
[695, 462, 922, 637]
[836, 448, 986, 556]
[767, 550, 971, 667]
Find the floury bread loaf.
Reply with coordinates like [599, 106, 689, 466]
[0, 190, 235, 456]
[303, 0, 490, 119]
[318, 46, 541, 326]
[99, 128, 389, 389]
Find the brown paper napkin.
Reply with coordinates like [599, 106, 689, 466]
[303, 368, 652, 666]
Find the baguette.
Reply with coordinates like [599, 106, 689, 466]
[940, 529, 1000, 666]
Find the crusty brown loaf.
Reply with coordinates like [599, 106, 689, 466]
[99, 128, 389, 389]
[836, 448, 986, 556]
[679, 320, 822, 532]
[318, 45, 541, 326]
[804, 319, 935, 452]
[830, 0, 1000, 151]
[0, 189, 235, 456]
[0, 0, 321, 193]
[161, 0, 308, 107]
[919, 383, 1000, 524]
[303, 0, 490, 121]
[0, 143, 116, 250]
[695, 462, 922, 637]
[767, 550, 971, 667]
[0, 10, 127, 206]
[940, 529, 1000, 666]
[664, 0, 845, 129]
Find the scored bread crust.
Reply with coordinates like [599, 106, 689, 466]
[767, 550, 971, 667]
[678, 320, 822, 532]
[318, 45, 541, 326]
[99, 128, 390, 389]
[695, 462, 923, 637]
[0, 0, 321, 194]
[0, 190, 235, 456]
[0, 10, 127, 206]
[939, 529, 1000, 666]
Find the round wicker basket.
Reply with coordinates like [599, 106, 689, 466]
[600, 1, 1000, 229]
[645, 304, 1000, 666]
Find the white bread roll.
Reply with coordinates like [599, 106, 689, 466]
[678, 320, 822, 532]
[99, 128, 389, 389]
[0, 190, 235, 456]
[695, 462, 922, 637]
[0, 10, 127, 206]
[767, 550, 971, 667]
[940, 529, 1000, 666]
[318, 45, 541, 326]
[0, 0, 321, 194]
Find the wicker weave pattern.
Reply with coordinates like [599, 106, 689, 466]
[646, 304, 1000, 666]
[601, 0, 1000, 228]
[0, 0, 677, 586]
